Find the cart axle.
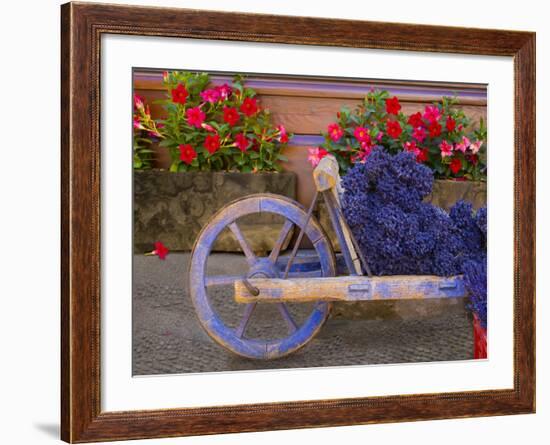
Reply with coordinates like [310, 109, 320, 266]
[235, 275, 466, 303]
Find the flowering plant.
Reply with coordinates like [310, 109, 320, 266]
[313, 89, 487, 181]
[133, 94, 159, 169]
[135, 71, 290, 172]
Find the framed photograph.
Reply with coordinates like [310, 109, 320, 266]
[61, 2, 535, 442]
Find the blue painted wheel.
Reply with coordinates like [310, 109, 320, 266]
[189, 193, 336, 360]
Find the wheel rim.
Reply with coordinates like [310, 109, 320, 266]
[189, 193, 336, 359]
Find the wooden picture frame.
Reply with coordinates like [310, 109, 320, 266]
[61, 2, 535, 442]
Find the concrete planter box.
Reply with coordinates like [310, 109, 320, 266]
[133, 170, 296, 253]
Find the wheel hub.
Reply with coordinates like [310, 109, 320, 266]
[247, 257, 279, 280]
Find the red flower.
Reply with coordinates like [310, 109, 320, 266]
[171, 83, 189, 105]
[407, 112, 423, 128]
[152, 241, 169, 260]
[234, 133, 250, 152]
[277, 125, 289, 143]
[386, 120, 402, 139]
[416, 148, 429, 163]
[385, 96, 401, 115]
[429, 121, 442, 138]
[179, 144, 197, 165]
[446, 115, 456, 132]
[240, 97, 259, 117]
[403, 140, 420, 155]
[328, 123, 344, 141]
[223, 106, 240, 126]
[450, 158, 462, 174]
[467, 154, 479, 166]
[354, 126, 371, 143]
[186, 107, 206, 128]
[204, 134, 221, 154]
[412, 126, 427, 143]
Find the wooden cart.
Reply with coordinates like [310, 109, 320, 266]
[189, 156, 466, 359]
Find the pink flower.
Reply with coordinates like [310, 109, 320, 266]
[412, 126, 426, 143]
[423, 105, 441, 123]
[133, 116, 143, 130]
[200, 88, 221, 103]
[307, 147, 328, 167]
[277, 125, 289, 143]
[234, 133, 250, 152]
[354, 127, 371, 143]
[328, 123, 344, 141]
[215, 84, 232, 100]
[439, 140, 453, 158]
[133, 94, 144, 110]
[470, 140, 482, 154]
[201, 123, 216, 132]
[186, 107, 206, 128]
[376, 131, 384, 142]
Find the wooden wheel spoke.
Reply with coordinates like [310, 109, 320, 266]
[269, 219, 294, 263]
[235, 303, 257, 338]
[277, 303, 298, 334]
[205, 275, 242, 287]
[229, 222, 256, 265]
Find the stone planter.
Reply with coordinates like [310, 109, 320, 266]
[133, 170, 296, 253]
[323, 179, 486, 321]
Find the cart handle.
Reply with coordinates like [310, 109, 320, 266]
[313, 155, 340, 192]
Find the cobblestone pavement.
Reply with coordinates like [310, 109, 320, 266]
[133, 253, 473, 375]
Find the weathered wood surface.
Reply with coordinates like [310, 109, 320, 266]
[134, 70, 488, 102]
[189, 193, 336, 360]
[313, 155, 340, 192]
[235, 275, 465, 303]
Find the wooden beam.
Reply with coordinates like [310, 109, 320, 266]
[235, 275, 466, 303]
